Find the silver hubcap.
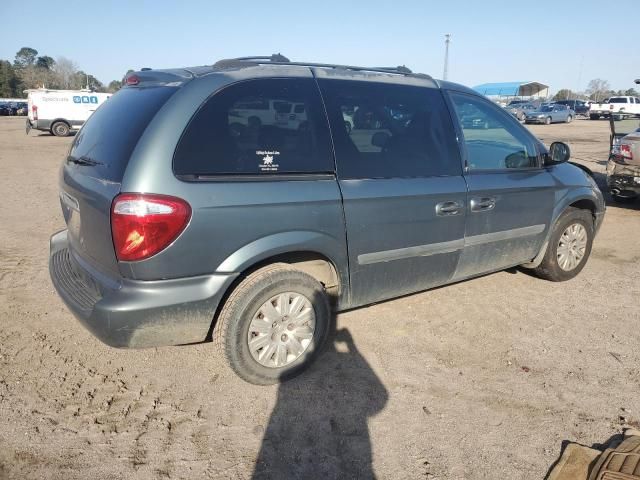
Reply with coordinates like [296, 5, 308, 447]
[247, 292, 315, 368]
[557, 223, 588, 271]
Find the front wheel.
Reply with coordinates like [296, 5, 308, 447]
[566, 115, 573, 123]
[545, 116, 552, 125]
[589, 114, 599, 120]
[533, 208, 594, 281]
[213, 264, 331, 385]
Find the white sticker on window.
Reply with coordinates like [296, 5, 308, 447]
[257, 150, 280, 172]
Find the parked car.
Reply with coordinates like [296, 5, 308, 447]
[16, 102, 28, 115]
[555, 99, 590, 116]
[607, 115, 640, 202]
[507, 99, 530, 106]
[589, 96, 640, 120]
[525, 104, 575, 124]
[0, 102, 15, 116]
[49, 55, 605, 385]
[505, 103, 537, 121]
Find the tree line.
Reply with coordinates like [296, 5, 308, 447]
[553, 78, 638, 102]
[0, 47, 123, 98]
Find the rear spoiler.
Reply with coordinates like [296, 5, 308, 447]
[123, 68, 194, 88]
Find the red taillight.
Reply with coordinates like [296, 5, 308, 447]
[111, 193, 191, 261]
[612, 144, 633, 164]
[32, 105, 38, 120]
[125, 75, 140, 86]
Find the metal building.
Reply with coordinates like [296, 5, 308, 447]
[472, 81, 549, 100]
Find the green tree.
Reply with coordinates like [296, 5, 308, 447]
[553, 89, 574, 101]
[36, 56, 55, 70]
[106, 80, 121, 93]
[14, 47, 38, 68]
[0, 60, 21, 97]
[72, 71, 104, 91]
[624, 88, 639, 96]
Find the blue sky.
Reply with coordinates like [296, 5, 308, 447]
[1, 0, 638, 93]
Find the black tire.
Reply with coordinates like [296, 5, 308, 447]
[611, 193, 637, 204]
[518, 112, 526, 122]
[51, 121, 70, 137]
[533, 207, 594, 282]
[589, 114, 599, 120]
[566, 115, 573, 123]
[213, 264, 331, 385]
[545, 116, 552, 125]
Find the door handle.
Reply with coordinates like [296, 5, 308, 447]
[470, 197, 496, 212]
[436, 201, 462, 216]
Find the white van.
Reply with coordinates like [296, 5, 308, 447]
[26, 89, 111, 137]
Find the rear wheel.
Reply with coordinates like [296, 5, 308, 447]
[51, 121, 70, 137]
[566, 115, 573, 123]
[545, 116, 552, 125]
[589, 114, 599, 120]
[213, 264, 331, 385]
[533, 207, 594, 282]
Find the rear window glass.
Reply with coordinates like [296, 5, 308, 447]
[67, 87, 176, 182]
[609, 98, 628, 103]
[173, 78, 333, 176]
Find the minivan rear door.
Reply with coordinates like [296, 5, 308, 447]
[60, 86, 178, 275]
[317, 77, 467, 307]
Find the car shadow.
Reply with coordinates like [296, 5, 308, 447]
[252, 307, 388, 479]
[32, 132, 77, 138]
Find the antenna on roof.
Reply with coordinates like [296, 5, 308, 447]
[443, 34, 451, 81]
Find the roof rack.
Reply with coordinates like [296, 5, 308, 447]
[213, 54, 431, 79]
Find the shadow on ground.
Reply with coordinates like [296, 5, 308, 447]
[252, 320, 388, 479]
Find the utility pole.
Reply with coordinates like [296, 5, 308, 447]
[443, 34, 451, 81]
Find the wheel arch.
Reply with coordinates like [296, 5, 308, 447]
[207, 246, 346, 342]
[209, 231, 350, 335]
[523, 193, 600, 269]
[50, 118, 71, 128]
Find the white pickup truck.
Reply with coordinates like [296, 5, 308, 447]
[589, 96, 640, 119]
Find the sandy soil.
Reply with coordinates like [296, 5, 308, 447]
[0, 116, 638, 480]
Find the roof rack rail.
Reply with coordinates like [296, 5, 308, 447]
[213, 54, 431, 79]
[233, 54, 291, 63]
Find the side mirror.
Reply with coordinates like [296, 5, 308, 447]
[547, 142, 571, 165]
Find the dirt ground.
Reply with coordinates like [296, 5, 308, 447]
[0, 116, 638, 480]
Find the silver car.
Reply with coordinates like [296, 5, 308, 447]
[505, 103, 537, 122]
[525, 104, 575, 124]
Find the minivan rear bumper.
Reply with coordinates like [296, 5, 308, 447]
[49, 230, 237, 348]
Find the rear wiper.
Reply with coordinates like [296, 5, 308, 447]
[67, 155, 104, 166]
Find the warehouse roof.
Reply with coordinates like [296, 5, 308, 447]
[472, 81, 548, 96]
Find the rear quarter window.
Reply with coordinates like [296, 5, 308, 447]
[67, 87, 177, 182]
[173, 78, 333, 177]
